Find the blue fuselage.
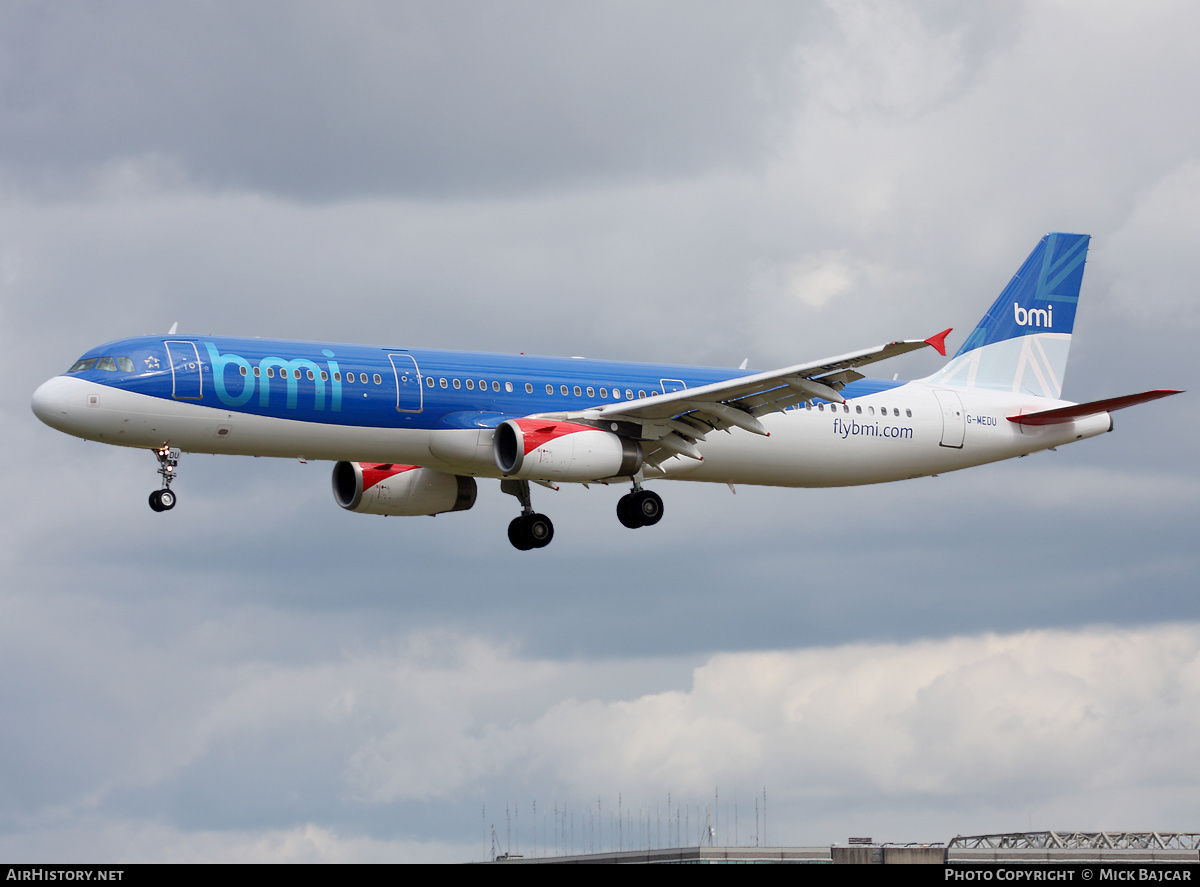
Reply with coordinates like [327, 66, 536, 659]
[65, 335, 903, 431]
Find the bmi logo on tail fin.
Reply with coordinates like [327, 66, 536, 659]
[926, 233, 1090, 399]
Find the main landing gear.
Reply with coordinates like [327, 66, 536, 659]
[148, 445, 180, 512]
[617, 481, 663, 529]
[498, 477, 665, 549]
[501, 479, 554, 551]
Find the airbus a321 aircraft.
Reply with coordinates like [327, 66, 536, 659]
[32, 233, 1179, 550]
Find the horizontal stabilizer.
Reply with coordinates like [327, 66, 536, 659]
[1008, 389, 1182, 426]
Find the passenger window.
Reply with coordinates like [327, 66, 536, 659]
[505, 382, 513, 393]
[625, 389, 633, 400]
[453, 379, 461, 389]
[466, 379, 474, 390]
[868, 406, 874, 415]
[587, 387, 595, 397]
[525, 383, 532, 393]
[638, 390, 646, 399]
[856, 405, 862, 414]
[906, 409, 912, 417]
[307, 370, 315, 380]
[478, 380, 486, 390]
[267, 368, 275, 379]
[612, 389, 621, 400]
[805, 402, 812, 410]
[492, 381, 500, 392]
[439, 378, 447, 388]
[546, 384, 553, 394]
[573, 386, 581, 396]
[561, 385, 568, 396]
[239, 366, 248, 376]
[818, 403, 825, 411]
[600, 388, 608, 398]
[321, 371, 328, 381]
[426, 376, 434, 387]
[332, 371, 339, 381]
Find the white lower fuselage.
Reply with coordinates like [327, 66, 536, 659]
[33, 374, 1111, 489]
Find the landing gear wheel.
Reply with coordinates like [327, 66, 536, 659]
[150, 446, 180, 515]
[618, 490, 663, 528]
[617, 493, 642, 528]
[508, 517, 535, 551]
[633, 490, 662, 526]
[527, 513, 554, 548]
[508, 514, 555, 550]
[501, 479, 554, 551]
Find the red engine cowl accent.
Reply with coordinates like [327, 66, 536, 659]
[331, 462, 477, 515]
[493, 419, 643, 481]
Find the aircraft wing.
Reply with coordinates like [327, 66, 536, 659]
[543, 330, 951, 466]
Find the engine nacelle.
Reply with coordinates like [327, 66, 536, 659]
[493, 419, 643, 481]
[332, 462, 477, 516]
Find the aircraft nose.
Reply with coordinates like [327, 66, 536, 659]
[31, 376, 76, 430]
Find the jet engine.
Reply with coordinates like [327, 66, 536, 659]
[493, 419, 643, 481]
[332, 462, 477, 516]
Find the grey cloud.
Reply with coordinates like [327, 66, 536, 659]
[0, 2, 817, 200]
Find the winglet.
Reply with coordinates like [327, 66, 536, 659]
[924, 328, 952, 357]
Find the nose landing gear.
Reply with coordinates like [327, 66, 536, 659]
[148, 445, 180, 512]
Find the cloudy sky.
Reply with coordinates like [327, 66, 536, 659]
[3, 0, 1199, 862]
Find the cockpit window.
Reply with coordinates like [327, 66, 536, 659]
[68, 355, 136, 374]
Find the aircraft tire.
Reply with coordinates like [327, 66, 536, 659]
[634, 490, 663, 526]
[148, 490, 164, 512]
[508, 516, 535, 551]
[158, 489, 177, 511]
[617, 494, 643, 528]
[528, 513, 554, 548]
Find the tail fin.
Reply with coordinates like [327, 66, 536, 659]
[925, 233, 1090, 399]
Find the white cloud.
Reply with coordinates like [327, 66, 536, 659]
[796, 0, 972, 118]
[7, 624, 1200, 858]
[1103, 159, 1200, 325]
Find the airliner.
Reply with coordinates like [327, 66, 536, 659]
[31, 233, 1179, 550]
